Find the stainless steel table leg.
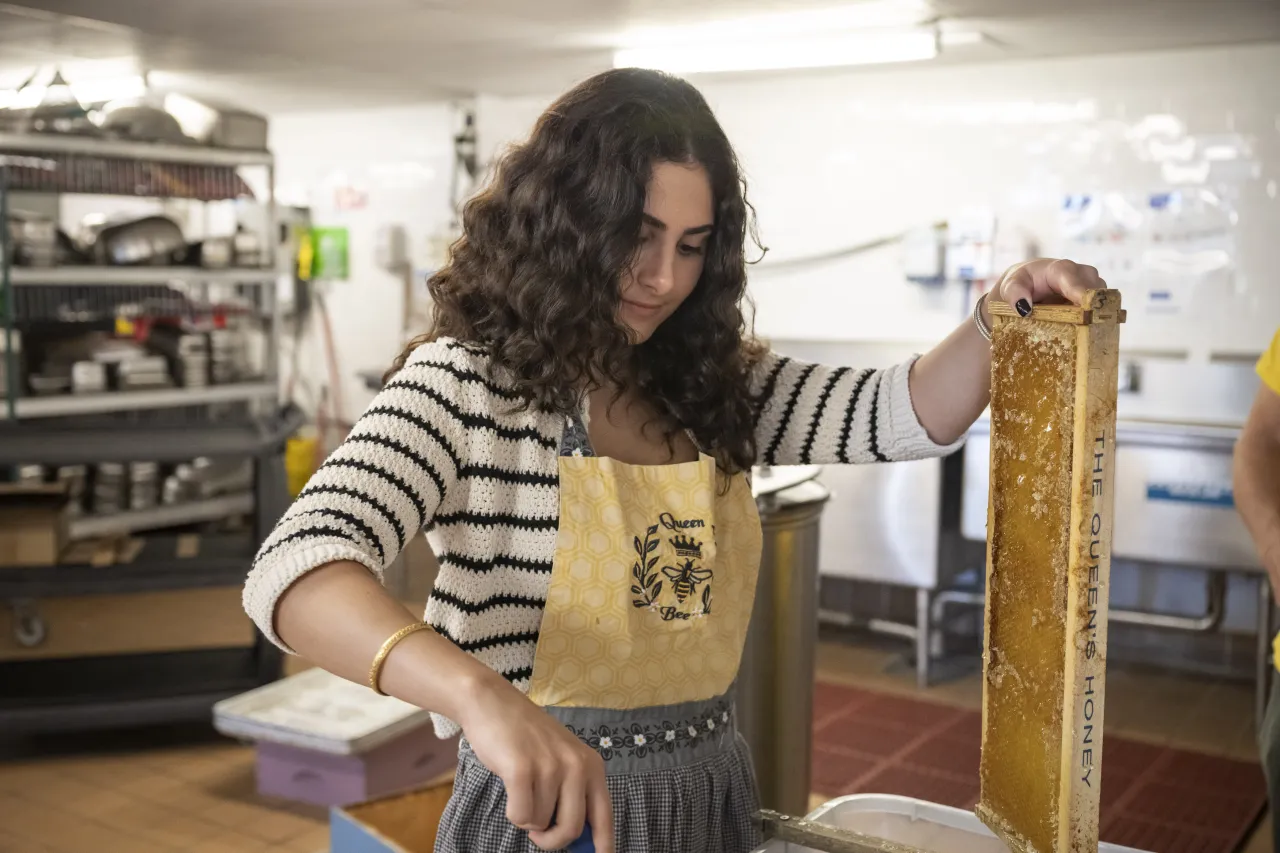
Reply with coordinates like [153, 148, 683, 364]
[916, 587, 931, 690]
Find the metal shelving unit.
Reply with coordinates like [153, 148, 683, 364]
[68, 492, 255, 540]
[0, 131, 273, 167]
[10, 267, 278, 286]
[0, 130, 289, 734]
[1, 648, 273, 735]
[0, 405, 303, 465]
[1, 381, 277, 420]
[0, 533, 257, 598]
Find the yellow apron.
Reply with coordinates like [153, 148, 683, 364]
[437, 415, 769, 853]
[528, 433, 763, 713]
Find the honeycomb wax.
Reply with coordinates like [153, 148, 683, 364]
[975, 290, 1124, 853]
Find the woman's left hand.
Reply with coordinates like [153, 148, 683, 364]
[985, 258, 1109, 320]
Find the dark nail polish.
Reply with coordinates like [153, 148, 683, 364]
[1015, 299, 1032, 318]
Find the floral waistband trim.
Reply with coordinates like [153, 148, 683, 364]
[563, 700, 734, 762]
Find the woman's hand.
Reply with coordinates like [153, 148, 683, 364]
[458, 675, 615, 853]
[985, 258, 1109, 320]
[909, 257, 1110, 445]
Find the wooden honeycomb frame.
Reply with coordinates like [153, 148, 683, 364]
[975, 290, 1125, 853]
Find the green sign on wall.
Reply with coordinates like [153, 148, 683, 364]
[311, 227, 350, 280]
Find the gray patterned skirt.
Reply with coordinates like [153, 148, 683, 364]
[434, 693, 762, 853]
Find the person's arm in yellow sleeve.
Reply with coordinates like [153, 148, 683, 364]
[1235, 333, 1280, 601]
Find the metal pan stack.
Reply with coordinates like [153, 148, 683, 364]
[92, 462, 127, 515]
[128, 462, 160, 511]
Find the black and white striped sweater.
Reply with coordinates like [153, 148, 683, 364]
[243, 338, 961, 736]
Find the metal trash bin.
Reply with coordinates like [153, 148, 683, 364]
[738, 470, 830, 816]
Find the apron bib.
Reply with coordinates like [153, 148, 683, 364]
[528, 413, 763, 711]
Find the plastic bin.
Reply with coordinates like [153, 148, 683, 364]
[212, 667, 458, 807]
[751, 794, 1151, 853]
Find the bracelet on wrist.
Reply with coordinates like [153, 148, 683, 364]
[369, 622, 434, 696]
[973, 292, 993, 342]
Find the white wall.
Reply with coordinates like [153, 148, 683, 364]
[477, 43, 1280, 361]
[472, 45, 1280, 638]
[269, 103, 457, 426]
[269, 43, 1280, 425]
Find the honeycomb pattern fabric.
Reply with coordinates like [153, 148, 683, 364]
[527, 450, 762, 709]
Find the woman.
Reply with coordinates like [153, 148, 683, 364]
[243, 67, 1105, 853]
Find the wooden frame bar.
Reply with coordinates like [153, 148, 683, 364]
[976, 290, 1124, 853]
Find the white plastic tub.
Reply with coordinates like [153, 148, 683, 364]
[752, 794, 1151, 853]
[212, 666, 433, 754]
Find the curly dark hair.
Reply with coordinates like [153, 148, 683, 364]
[389, 67, 767, 473]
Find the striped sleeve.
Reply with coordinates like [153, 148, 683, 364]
[243, 340, 470, 652]
[751, 349, 963, 466]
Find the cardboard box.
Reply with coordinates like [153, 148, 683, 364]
[330, 777, 454, 853]
[0, 482, 70, 567]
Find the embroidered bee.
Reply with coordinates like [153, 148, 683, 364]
[662, 558, 713, 604]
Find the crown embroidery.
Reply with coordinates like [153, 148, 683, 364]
[671, 534, 703, 559]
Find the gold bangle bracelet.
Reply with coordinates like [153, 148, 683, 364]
[369, 622, 433, 696]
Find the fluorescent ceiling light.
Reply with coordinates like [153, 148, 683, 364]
[620, 1, 933, 46]
[614, 31, 938, 74]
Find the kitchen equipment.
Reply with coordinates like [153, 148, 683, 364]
[0, 330, 21, 402]
[16, 465, 45, 487]
[190, 237, 234, 269]
[11, 70, 100, 138]
[180, 351, 210, 388]
[145, 326, 210, 387]
[56, 465, 88, 517]
[115, 355, 173, 390]
[233, 228, 265, 268]
[128, 462, 160, 511]
[92, 463, 127, 515]
[178, 97, 270, 151]
[70, 360, 108, 395]
[99, 104, 194, 146]
[78, 214, 188, 266]
[5, 213, 57, 267]
[162, 468, 189, 505]
[739, 476, 831, 817]
[190, 457, 254, 498]
[27, 374, 71, 397]
[210, 328, 246, 384]
[963, 422, 1258, 569]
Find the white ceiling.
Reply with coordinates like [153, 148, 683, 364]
[1, 0, 1279, 114]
